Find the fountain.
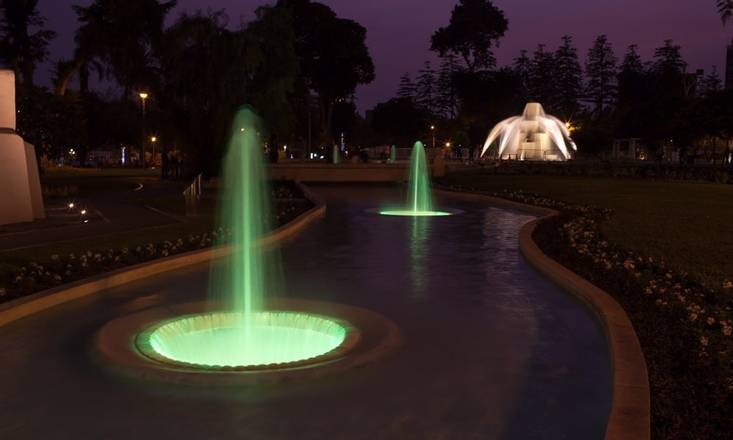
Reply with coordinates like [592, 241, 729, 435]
[139, 109, 350, 368]
[332, 144, 341, 164]
[380, 141, 451, 217]
[96, 108, 401, 383]
[481, 102, 578, 161]
[390, 145, 397, 162]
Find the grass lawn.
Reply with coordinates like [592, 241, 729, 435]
[439, 171, 733, 290]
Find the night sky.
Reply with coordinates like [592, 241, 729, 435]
[40, 0, 732, 112]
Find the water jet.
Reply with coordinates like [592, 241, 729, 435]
[380, 141, 452, 217]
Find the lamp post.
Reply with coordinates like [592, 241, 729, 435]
[150, 136, 157, 167]
[139, 92, 149, 168]
[430, 125, 436, 149]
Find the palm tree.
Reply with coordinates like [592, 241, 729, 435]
[719, 0, 733, 24]
[0, 0, 56, 85]
[55, 0, 175, 96]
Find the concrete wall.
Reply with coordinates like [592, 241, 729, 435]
[0, 134, 35, 224]
[0, 70, 44, 225]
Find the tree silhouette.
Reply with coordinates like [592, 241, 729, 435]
[415, 61, 437, 113]
[512, 49, 531, 103]
[584, 35, 618, 115]
[430, 0, 507, 72]
[554, 35, 582, 119]
[56, 0, 176, 96]
[278, 0, 374, 142]
[397, 73, 417, 102]
[718, 0, 733, 24]
[436, 53, 460, 119]
[0, 0, 55, 85]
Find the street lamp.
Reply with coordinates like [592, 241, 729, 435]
[430, 125, 436, 149]
[150, 136, 158, 167]
[139, 92, 149, 168]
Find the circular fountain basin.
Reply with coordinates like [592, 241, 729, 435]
[378, 209, 453, 217]
[139, 311, 350, 369]
[95, 299, 401, 384]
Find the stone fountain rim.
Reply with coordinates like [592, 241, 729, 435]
[94, 298, 402, 385]
[364, 207, 464, 216]
[135, 310, 361, 372]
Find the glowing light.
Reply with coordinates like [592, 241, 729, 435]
[80, 209, 87, 215]
[378, 142, 453, 217]
[138, 108, 353, 370]
[379, 210, 451, 217]
[139, 92, 149, 100]
[68, 203, 75, 209]
[150, 136, 157, 143]
[481, 103, 578, 161]
[146, 312, 347, 367]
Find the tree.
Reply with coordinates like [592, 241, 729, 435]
[415, 61, 437, 113]
[584, 35, 618, 115]
[554, 35, 582, 118]
[512, 49, 531, 102]
[157, 7, 298, 174]
[0, 0, 55, 85]
[278, 0, 374, 142]
[528, 44, 557, 110]
[718, 0, 733, 24]
[370, 98, 430, 146]
[653, 39, 687, 75]
[699, 66, 722, 96]
[430, 0, 508, 72]
[397, 73, 417, 102]
[56, 0, 176, 96]
[436, 53, 461, 119]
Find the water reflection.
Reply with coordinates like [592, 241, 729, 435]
[409, 216, 430, 297]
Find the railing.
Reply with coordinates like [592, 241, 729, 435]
[183, 174, 203, 216]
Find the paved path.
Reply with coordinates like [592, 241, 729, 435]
[0, 185, 611, 439]
[0, 177, 185, 252]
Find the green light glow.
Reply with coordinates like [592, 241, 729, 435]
[146, 312, 347, 367]
[378, 142, 453, 217]
[146, 108, 350, 369]
[332, 145, 341, 164]
[408, 141, 433, 213]
[390, 145, 397, 162]
[379, 210, 452, 217]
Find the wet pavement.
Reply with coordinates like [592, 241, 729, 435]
[0, 185, 611, 439]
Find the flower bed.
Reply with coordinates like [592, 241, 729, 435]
[447, 184, 732, 440]
[0, 183, 312, 304]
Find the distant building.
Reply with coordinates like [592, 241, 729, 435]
[727, 38, 733, 90]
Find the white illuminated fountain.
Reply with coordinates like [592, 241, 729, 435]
[481, 103, 577, 161]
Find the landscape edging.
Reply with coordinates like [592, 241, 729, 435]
[435, 188, 650, 440]
[0, 183, 325, 327]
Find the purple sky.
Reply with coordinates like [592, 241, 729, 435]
[40, 0, 732, 112]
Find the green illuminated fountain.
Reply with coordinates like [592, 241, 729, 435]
[142, 108, 347, 368]
[332, 144, 341, 164]
[390, 144, 397, 162]
[380, 141, 451, 217]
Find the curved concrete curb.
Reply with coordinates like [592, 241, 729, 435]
[0, 183, 326, 327]
[437, 188, 650, 440]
